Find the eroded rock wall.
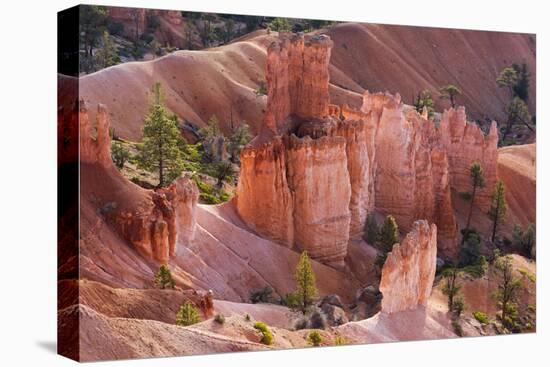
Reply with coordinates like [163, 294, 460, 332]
[440, 107, 498, 210]
[379, 220, 438, 313]
[286, 135, 351, 267]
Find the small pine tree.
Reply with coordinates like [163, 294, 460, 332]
[228, 123, 251, 162]
[497, 67, 519, 97]
[379, 215, 399, 253]
[439, 84, 462, 108]
[464, 161, 485, 233]
[442, 266, 461, 312]
[295, 251, 318, 314]
[512, 63, 530, 102]
[95, 30, 119, 69]
[209, 161, 235, 187]
[111, 141, 130, 169]
[154, 264, 175, 289]
[488, 181, 508, 242]
[137, 83, 184, 187]
[363, 213, 379, 245]
[492, 255, 522, 331]
[176, 302, 202, 326]
[413, 90, 435, 119]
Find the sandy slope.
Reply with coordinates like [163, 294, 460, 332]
[76, 24, 535, 142]
[325, 23, 536, 121]
[498, 144, 536, 226]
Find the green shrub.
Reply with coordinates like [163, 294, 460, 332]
[154, 264, 175, 289]
[250, 286, 273, 304]
[334, 336, 347, 346]
[245, 313, 251, 321]
[254, 322, 273, 345]
[282, 292, 300, 310]
[472, 311, 489, 325]
[307, 330, 322, 347]
[176, 302, 202, 326]
[214, 313, 225, 324]
[459, 191, 472, 201]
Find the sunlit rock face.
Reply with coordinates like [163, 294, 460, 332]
[236, 32, 498, 266]
[439, 107, 498, 211]
[379, 220, 438, 314]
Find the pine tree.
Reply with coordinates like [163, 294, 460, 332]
[493, 255, 521, 331]
[379, 215, 399, 253]
[413, 90, 435, 119]
[465, 161, 485, 233]
[176, 302, 202, 326]
[137, 83, 184, 187]
[439, 84, 462, 108]
[294, 251, 318, 314]
[363, 213, 380, 245]
[442, 266, 461, 312]
[488, 181, 508, 242]
[497, 67, 519, 97]
[111, 141, 130, 169]
[154, 264, 175, 289]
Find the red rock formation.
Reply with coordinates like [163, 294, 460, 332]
[159, 175, 200, 247]
[286, 134, 351, 267]
[79, 101, 112, 167]
[78, 102, 199, 264]
[439, 107, 498, 211]
[236, 137, 294, 247]
[107, 7, 146, 40]
[264, 34, 333, 133]
[379, 220, 438, 314]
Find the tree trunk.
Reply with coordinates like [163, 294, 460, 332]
[491, 200, 500, 243]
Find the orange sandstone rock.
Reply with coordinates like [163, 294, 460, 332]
[379, 220, 438, 314]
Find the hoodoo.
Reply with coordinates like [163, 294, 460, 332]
[379, 220, 438, 314]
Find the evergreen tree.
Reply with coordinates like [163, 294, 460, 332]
[228, 123, 251, 162]
[294, 251, 318, 314]
[209, 161, 235, 187]
[154, 264, 175, 289]
[379, 215, 399, 253]
[363, 213, 380, 245]
[413, 90, 435, 119]
[459, 229, 482, 267]
[503, 97, 533, 141]
[512, 63, 530, 102]
[497, 67, 519, 97]
[111, 141, 130, 169]
[176, 302, 202, 326]
[95, 30, 119, 69]
[493, 255, 522, 331]
[439, 84, 462, 108]
[465, 161, 485, 233]
[488, 181, 508, 242]
[442, 266, 461, 312]
[137, 83, 184, 187]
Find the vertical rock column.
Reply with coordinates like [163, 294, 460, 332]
[379, 220, 438, 314]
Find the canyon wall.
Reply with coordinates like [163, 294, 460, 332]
[440, 107, 498, 211]
[379, 220, 438, 313]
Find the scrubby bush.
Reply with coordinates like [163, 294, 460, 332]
[282, 292, 300, 310]
[249, 286, 273, 304]
[334, 336, 347, 346]
[176, 302, 202, 326]
[254, 322, 273, 345]
[473, 311, 489, 325]
[214, 313, 225, 324]
[307, 330, 322, 347]
[379, 215, 399, 253]
[363, 213, 379, 245]
[244, 313, 251, 321]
